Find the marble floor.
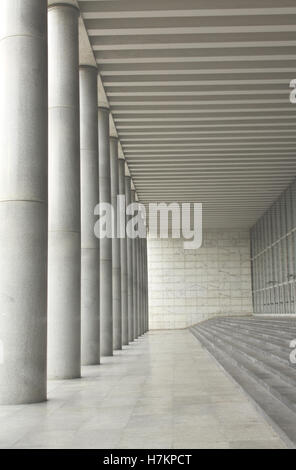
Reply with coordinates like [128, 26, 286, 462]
[0, 330, 286, 449]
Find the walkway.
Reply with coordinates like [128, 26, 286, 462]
[0, 330, 285, 449]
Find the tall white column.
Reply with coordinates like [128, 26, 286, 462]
[119, 161, 128, 345]
[141, 237, 145, 335]
[137, 235, 142, 337]
[143, 239, 145, 334]
[110, 137, 122, 350]
[125, 176, 134, 342]
[48, 3, 81, 379]
[143, 237, 147, 333]
[0, 0, 48, 404]
[140, 237, 144, 336]
[131, 189, 138, 340]
[144, 237, 148, 333]
[144, 236, 148, 333]
[99, 107, 113, 356]
[146, 238, 149, 332]
[80, 65, 100, 366]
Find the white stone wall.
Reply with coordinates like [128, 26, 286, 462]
[148, 230, 253, 330]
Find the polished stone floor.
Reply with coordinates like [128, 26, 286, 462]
[0, 330, 286, 449]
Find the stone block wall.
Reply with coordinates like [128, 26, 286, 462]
[148, 230, 253, 330]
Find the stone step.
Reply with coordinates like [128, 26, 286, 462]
[219, 317, 296, 336]
[214, 320, 296, 344]
[198, 323, 296, 388]
[196, 325, 296, 410]
[221, 315, 296, 325]
[190, 326, 296, 448]
[223, 316, 296, 325]
[190, 317, 296, 448]
[203, 322, 294, 365]
[192, 326, 296, 412]
[206, 321, 291, 355]
[219, 317, 296, 332]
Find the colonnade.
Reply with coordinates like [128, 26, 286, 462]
[0, 0, 149, 405]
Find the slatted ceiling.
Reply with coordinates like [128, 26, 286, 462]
[78, 0, 296, 229]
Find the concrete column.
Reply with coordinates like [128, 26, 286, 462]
[142, 238, 145, 335]
[119, 161, 128, 345]
[99, 107, 113, 356]
[144, 237, 149, 333]
[131, 189, 138, 339]
[142, 239, 146, 334]
[110, 137, 122, 350]
[141, 237, 145, 335]
[80, 65, 100, 366]
[125, 177, 134, 342]
[48, 3, 81, 379]
[135, 237, 139, 340]
[140, 237, 145, 336]
[144, 238, 148, 333]
[0, 0, 48, 404]
[138, 236, 142, 337]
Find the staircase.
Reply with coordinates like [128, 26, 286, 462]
[190, 316, 296, 448]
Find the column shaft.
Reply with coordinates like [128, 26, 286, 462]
[142, 238, 145, 334]
[140, 238, 145, 336]
[137, 236, 142, 337]
[80, 65, 100, 365]
[48, 3, 81, 379]
[0, 0, 48, 404]
[99, 107, 113, 356]
[141, 238, 145, 335]
[125, 177, 134, 342]
[110, 137, 122, 350]
[131, 190, 138, 340]
[144, 237, 149, 333]
[119, 161, 128, 345]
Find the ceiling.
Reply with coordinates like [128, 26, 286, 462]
[78, 0, 296, 229]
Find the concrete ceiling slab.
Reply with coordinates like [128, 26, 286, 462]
[78, 0, 296, 228]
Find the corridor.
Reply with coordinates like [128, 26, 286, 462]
[0, 331, 285, 449]
[1, 0, 296, 452]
